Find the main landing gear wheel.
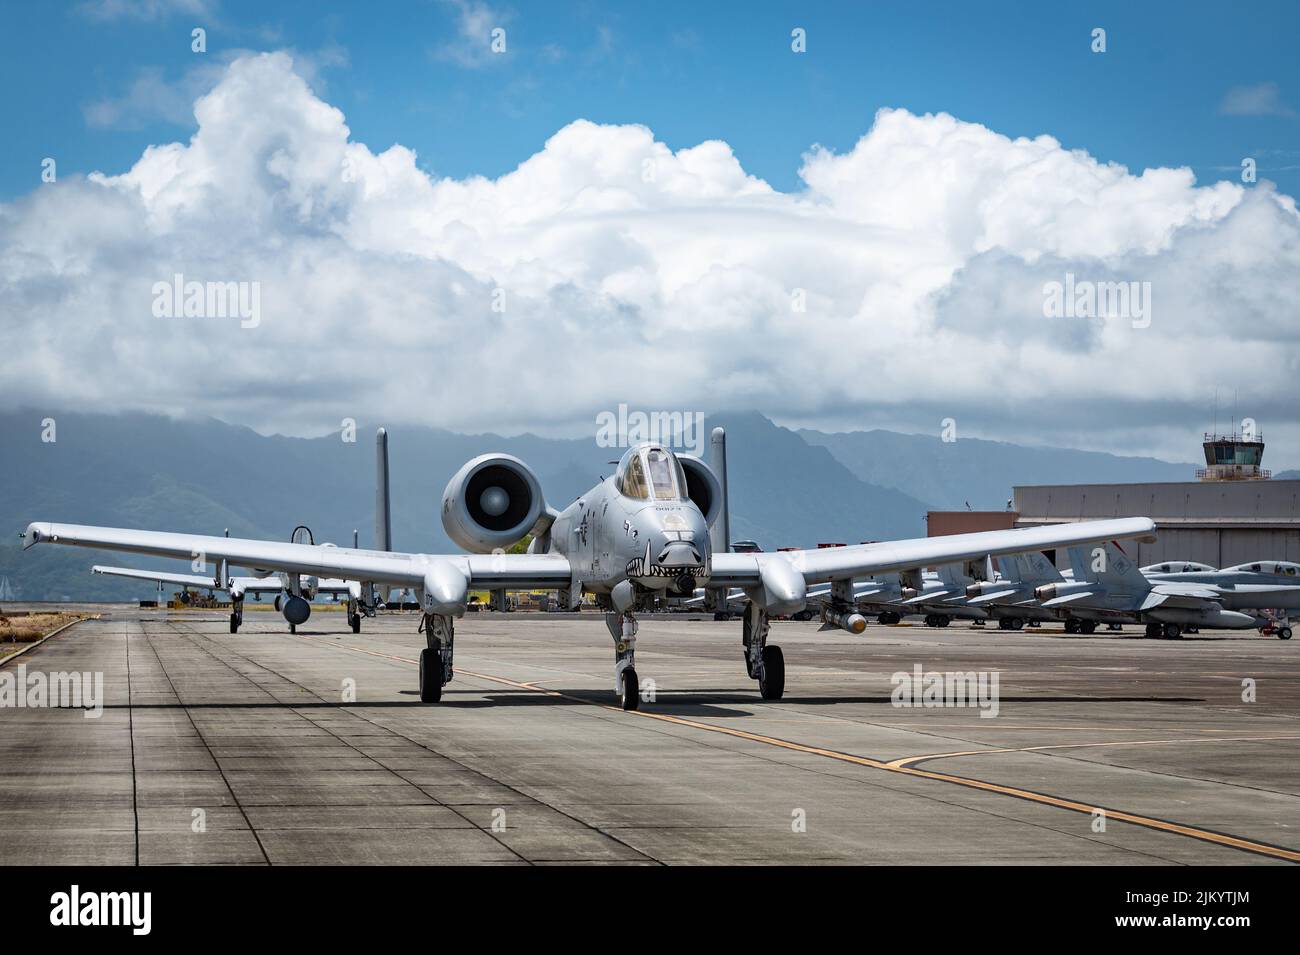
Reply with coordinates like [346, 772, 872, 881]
[290, 623, 296, 634]
[1008, 617, 1023, 631]
[758, 645, 785, 700]
[1277, 627, 1292, 640]
[229, 613, 239, 633]
[419, 646, 443, 703]
[1079, 620, 1097, 635]
[1064, 619, 1081, 634]
[1162, 623, 1182, 640]
[999, 617, 1013, 630]
[1145, 622, 1162, 639]
[620, 667, 640, 711]
[350, 614, 361, 634]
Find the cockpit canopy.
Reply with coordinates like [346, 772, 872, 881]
[614, 444, 687, 502]
[1223, 560, 1300, 576]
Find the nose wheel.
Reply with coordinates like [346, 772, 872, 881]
[418, 614, 455, 703]
[606, 611, 641, 709]
[619, 666, 640, 711]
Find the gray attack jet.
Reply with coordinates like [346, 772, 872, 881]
[23, 441, 1156, 710]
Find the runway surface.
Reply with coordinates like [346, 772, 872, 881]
[2, 606, 1298, 865]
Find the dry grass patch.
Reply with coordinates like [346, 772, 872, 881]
[0, 612, 80, 648]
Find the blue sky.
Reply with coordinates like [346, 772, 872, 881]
[2, 1, 1299, 465]
[2, 0, 1298, 199]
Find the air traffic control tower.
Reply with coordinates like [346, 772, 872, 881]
[1198, 430, 1269, 481]
[1012, 427, 1298, 567]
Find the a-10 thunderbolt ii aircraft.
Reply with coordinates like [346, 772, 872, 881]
[86, 428, 405, 635]
[21, 441, 1156, 710]
[89, 526, 365, 634]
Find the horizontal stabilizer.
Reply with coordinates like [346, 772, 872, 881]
[1041, 591, 1098, 608]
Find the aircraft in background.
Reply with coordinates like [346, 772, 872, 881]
[966, 551, 1074, 631]
[1140, 560, 1300, 639]
[91, 524, 364, 633]
[1033, 541, 1261, 639]
[85, 427, 402, 634]
[23, 435, 1158, 710]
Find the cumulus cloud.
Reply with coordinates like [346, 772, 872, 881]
[2, 52, 1299, 465]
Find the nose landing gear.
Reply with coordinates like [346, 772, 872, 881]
[605, 611, 640, 711]
[418, 613, 455, 703]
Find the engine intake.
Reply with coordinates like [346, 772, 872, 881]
[442, 454, 549, 553]
[676, 454, 723, 529]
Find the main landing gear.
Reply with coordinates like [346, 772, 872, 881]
[877, 611, 902, 625]
[999, 617, 1025, 631]
[229, 598, 243, 633]
[924, 613, 951, 628]
[347, 598, 362, 634]
[1145, 622, 1182, 639]
[605, 611, 641, 710]
[419, 614, 454, 703]
[743, 602, 785, 701]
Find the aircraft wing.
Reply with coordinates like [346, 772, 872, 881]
[27, 523, 572, 600]
[92, 565, 219, 589]
[708, 518, 1157, 608]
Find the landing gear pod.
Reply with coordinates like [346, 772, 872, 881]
[441, 454, 551, 553]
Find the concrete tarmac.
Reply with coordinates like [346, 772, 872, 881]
[1, 606, 1297, 865]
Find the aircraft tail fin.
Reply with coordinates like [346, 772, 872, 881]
[1006, 550, 1063, 586]
[376, 428, 392, 552]
[1070, 540, 1146, 589]
[709, 426, 730, 555]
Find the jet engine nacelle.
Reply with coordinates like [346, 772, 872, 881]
[676, 454, 723, 529]
[281, 594, 311, 626]
[442, 453, 550, 553]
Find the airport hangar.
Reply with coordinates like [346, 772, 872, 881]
[928, 433, 1300, 569]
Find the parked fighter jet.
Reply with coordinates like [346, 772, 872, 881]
[22, 440, 1156, 709]
[891, 561, 992, 628]
[965, 550, 1064, 630]
[1034, 542, 1259, 639]
[1140, 560, 1300, 639]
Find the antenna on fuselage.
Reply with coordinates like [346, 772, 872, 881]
[709, 426, 730, 555]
